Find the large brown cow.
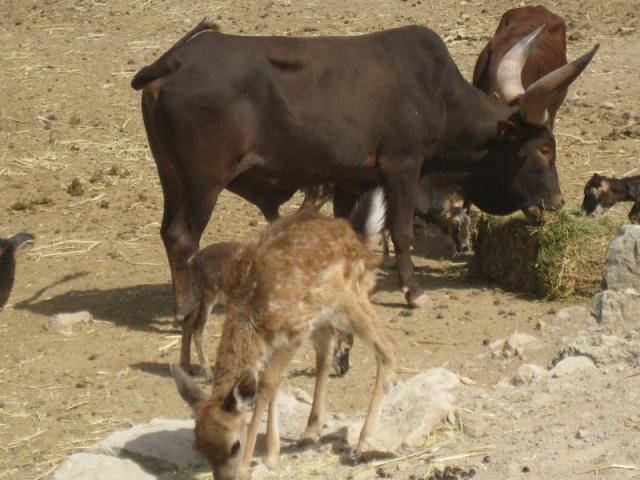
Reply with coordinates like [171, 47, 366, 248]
[132, 19, 596, 313]
[472, 5, 568, 127]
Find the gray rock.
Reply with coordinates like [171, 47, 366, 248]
[592, 289, 640, 324]
[97, 418, 197, 471]
[54, 453, 155, 480]
[45, 311, 93, 334]
[503, 333, 539, 358]
[511, 364, 547, 386]
[552, 306, 592, 324]
[551, 356, 596, 377]
[554, 332, 640, 367]
[603, 225, 640, 292]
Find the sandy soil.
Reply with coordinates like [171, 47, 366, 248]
[0, 0, 639, 479]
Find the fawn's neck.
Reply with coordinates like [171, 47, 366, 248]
[210, 306, 264, 400]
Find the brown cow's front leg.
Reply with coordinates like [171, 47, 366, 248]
[161, 188, 221, 323]
[381, 163, 429, 308]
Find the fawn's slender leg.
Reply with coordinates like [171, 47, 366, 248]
[241, 344, 299, 473]
[179, 308, 198, 373]
[265, 390, 280, 468]
[344, 297, 396, 454]
[193, 298, 214, 384]
[301, 325, 335, 444]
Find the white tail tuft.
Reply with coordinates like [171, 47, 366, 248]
[364, 188, 387, 241]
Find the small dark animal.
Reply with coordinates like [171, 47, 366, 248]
[0, 233, 35, 310]
[580, 174, 640, 223]
[132, 19, 596, 314]
[472, 5, 568, 127]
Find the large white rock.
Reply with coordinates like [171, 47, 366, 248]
[603, 225, 640, 292]
[260, 386, 313, 441]
[345, 368, 459, 458]
[54, 453, 155, 480]
[97, 418, 197, 470]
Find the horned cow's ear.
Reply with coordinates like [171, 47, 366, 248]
[222, 368, 258, 413]
[497, 120, 518, 142]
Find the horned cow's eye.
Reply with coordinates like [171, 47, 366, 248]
[230, 440, 241, 457]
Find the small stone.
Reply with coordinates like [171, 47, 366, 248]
[568, 31, 583, 41]
[45, 311, 93, 334]
[98, 200, 109, 209]
[575, 428, 588, 439]
[511, 364, 546, 386]
[522, 466, 530, 473]
[482, 455, 491, 464]
[67, 178, 85, 197]
[601, 101, 615, 110]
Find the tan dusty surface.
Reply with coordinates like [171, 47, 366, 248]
[0, 1, 639, 479]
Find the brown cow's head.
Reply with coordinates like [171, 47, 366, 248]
[473, 34, 598, 222]
[171, 364, 257, 480]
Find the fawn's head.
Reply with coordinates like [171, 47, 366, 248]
[171, 364, 257, 480]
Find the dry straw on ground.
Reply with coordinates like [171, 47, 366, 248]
[472, 210, 623, 299]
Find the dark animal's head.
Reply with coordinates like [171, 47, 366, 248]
[0, 233, 35, 310]
[580, 174, 615, 216]
[476, 28, 598, 222]
[171, 364, 257, 480]
[443, 207, 471, 253]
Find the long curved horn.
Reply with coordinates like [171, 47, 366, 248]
[520, 44, 599, 126]
[496, 25, 545, 105]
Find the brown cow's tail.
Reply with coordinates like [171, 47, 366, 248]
[131, 17, 219, 90]
[349, 188, 387, 247]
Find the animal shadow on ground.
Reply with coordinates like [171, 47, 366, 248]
[13, 276, 174, 334]
[130, 361, 174, 379]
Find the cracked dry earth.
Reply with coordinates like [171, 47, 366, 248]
[1, 0, 639, 479]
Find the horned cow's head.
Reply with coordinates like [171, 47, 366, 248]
[478, 27, 598, 222]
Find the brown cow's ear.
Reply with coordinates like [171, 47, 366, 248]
[497, 120, 517, 142]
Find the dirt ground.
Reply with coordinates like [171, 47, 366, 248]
[1, 0, 639, 479]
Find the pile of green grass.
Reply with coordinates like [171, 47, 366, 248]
[472, 210, 623, 299]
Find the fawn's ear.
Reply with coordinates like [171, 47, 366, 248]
[171, 363, 208, 411]
[222, 368, 258, 413]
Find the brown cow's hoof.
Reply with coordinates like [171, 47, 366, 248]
[332, 350, 350, 377]
[404, 286, 432, 309]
